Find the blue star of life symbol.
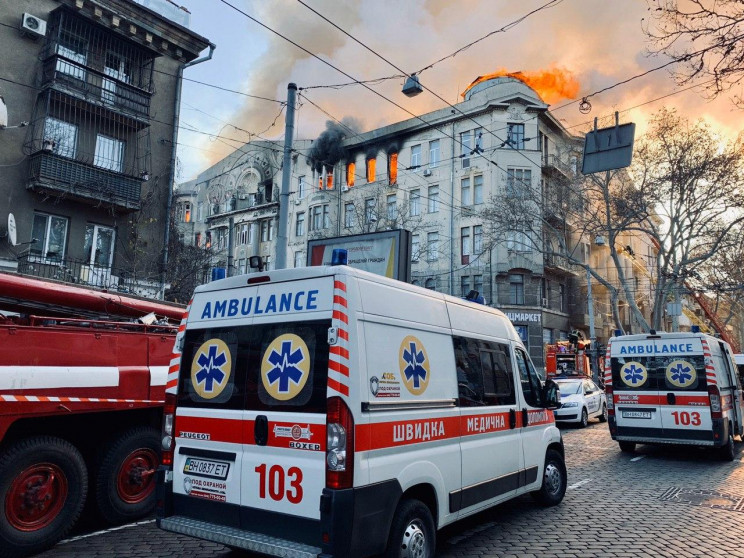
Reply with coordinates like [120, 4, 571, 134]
[623, 364, 645, 385]
[266, 340, 305, 393]
[402, 341, 428, 389]
[195, 344, 227, 392]
[670, 362, 693, 384]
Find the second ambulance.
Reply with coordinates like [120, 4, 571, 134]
[605, 330, 743, 460]
[156, 265, 565, 558]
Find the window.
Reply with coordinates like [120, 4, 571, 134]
[322, 204, 330, 229]
[325, 167, 333, 190]
[239, 223, 249, 244]
[506, 168, 531, 197]
[461, 227, 471, 264]
[509, 274, 524, 305]
[298, 176, 307, 198]
[461, 178, 471, 206]
[410, 189, 420, 217]
[515, 348, 543, 407]
[411, 144, 421, 169]
[296, 212, 305, 236]
[507, 123, 525, 149]
[366, 157, 376, 182]
[474, 175, 483, 204]
[346, 163, 355, 188]
[474, 128, 483, 152]
[365, 198, 376, 224]
[183, 203, 191, 223]
[507, 229, 531, 252]
[461, 131, 471, 168]
[388, 152, 398, 184]
[429, 140, 440, 167]
[205, 231, 212, 249]
[294, 251, 305, 268]
[543, 328, 554, 345]
[94, 134, 125, 172]
[43, 118, 77, 158]
[344, 202, 355, 229]
[474, 274, 483, 296]
[428, 185, 439, 213]
[411, 234, 420, 262]
[195, 232, 201, 247]
[427, 232, 439, 261]
[310, 205, 322, 231]
[473, 225, 483, 254]
[56, 29, 87, 80]
[197, 202, 203, 222]
[31, 213, 69, 260]
[559, 284, 566, 312]
[460, 276, 471, 298]
[387, 193, 397, 220]
[454, 337, 515, 407]
[84, 224, 115, 267]
[261, 220, 273, 242]
[102, 51, 131, 104]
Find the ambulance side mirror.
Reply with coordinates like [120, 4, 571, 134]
[542, 379, 560, 410]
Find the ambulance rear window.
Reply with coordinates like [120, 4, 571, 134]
[611, 355, 707, 391]
[179, 319, 330, 413]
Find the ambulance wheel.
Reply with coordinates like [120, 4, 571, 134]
[619, 441, 636, 453]
[531, 449, 566, 506]
[598, 404, 608, 423]
[719, 431, 735, 462]
[385, 498, 435, 558]
[94, 427, 160, 525]
[0, 436, 87, 558]
[579, 408, 589, 428]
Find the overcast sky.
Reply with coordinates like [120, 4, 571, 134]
[175, 0, 744, 182]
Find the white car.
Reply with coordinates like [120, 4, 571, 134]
[554, 378, 608, 427]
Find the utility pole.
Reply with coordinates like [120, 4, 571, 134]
[275, 83, 297, 270]
[587, 266, 598, 383]
[227, 216, 234, 277]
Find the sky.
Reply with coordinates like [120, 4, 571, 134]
[174, 0, 744, 182]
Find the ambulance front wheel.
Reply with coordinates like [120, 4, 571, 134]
[385, 498, 435, 558]
[531, 449, 567, 506]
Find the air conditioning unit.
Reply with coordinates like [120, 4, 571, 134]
[238, 194, 247, 200]
[342, 186, 349, 192]
[542, 297, 548, 308]
[423, 169, 432, 177]
[294, 199, 302, 205]
[20, 13, 47, 38]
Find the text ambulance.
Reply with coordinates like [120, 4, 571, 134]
[156, 265, 566, 558]
[605, 331, 743, 460]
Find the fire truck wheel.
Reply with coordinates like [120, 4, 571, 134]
[598, 404, 608, 423]
[719, 430, 735, 462]
[384, 498, 435, 558]
[579, 408, 589, 428]
[94, 427, 160, 525]
[0, 436, 87, 558]
[530, 449, 567, 507]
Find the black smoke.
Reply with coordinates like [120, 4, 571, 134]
[309, 118, 363, 173]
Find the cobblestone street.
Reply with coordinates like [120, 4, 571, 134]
[39, 421, 744, 558]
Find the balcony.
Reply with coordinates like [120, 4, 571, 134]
[544, 253, 577, 277]
[27, 152, 142, 211]
[542, 154, 577, 179]
[16, 254, 162, 298]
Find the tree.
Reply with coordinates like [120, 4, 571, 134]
[163, 215, 214, 304]
[480, 108, 744, 333]
[644, 0, 744, 107]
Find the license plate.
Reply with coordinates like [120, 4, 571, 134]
[622, 411, 652, 419]
[183, 457, 230, 479]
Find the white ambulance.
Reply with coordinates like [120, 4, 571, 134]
[605, 330, 744, 460]
[156, 265, 565, 558]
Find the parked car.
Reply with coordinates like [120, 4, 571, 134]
[554, 378, 608, 427]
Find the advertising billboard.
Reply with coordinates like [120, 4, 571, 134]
[307, 229, 411, 282]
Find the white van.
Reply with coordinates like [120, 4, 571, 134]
[156, 265, 565, 558]
[605, 330, 744, 460]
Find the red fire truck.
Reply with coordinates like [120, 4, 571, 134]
[0, 272, 184, 557]
[545, 339, 592, 379]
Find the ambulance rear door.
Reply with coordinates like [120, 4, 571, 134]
[610, 337, 664, 439]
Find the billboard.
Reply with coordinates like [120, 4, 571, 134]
[307, 229, 411, 282]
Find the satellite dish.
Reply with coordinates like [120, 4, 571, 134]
[7, 213, 17, 246]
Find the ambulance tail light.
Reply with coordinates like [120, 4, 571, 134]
[605, 385, 614, 415]
[708, 385, 722, 419]
[326, 396, 354, 489]
[160, 392, 178, 467]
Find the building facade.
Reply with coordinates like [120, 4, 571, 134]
[0, 0, 210, 297]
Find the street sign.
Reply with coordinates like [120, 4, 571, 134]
[581, 113, 635, 174]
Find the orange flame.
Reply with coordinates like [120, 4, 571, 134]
[462, 67, 580, 104]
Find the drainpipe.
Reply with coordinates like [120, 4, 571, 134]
[160, 42, 216, 299]
[449, 120, 456, 295]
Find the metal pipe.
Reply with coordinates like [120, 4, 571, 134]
[160, 42, 216, 298]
